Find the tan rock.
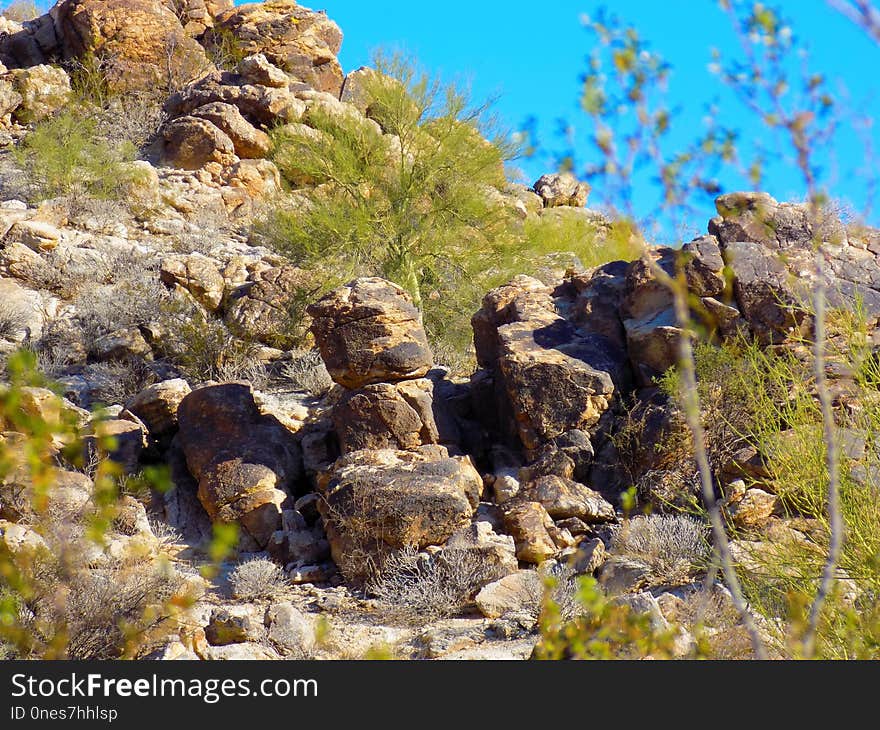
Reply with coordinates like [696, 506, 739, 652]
[307, 277, 433, 389]
[225, 265, 316, 348]
[162, 115, 237, 170]
[235, 53, 288, 88]
[520, 475, 616, 522]
[332, 378, 441, 454]
[533, 172, 590, 208]
[191, 101, 271, 158]
[8, 64, 71, 123]
[9, 219, 61, 252]
[55, 0, 212, 94]
[475, 570, 544, 619]
[317, 446, 481, 581]
[160, 253, 226, 311]
[501, 500, 559, 564]
[126, 378, 192, 441]
[210, 0, 344, 94]
[177, 382, 302, 548]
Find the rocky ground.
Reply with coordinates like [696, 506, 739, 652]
[1, 0, 879, 661]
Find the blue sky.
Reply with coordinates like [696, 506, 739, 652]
[326, 0, 880, 241]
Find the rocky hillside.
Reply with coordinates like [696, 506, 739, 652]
[1, 0, 879, 660]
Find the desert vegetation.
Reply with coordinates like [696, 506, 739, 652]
[0, 0, 878, 662]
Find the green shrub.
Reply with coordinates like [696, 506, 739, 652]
[13, 105, 143, 202]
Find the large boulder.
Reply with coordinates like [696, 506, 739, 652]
[225, 265, 317, 348]
[208, 0, 344, 95]
[125, 378, 192, 443]
[161, 115, 236, 170]
[472, 275, 626, 453]
[519, 475, 615, 522]
[532, 172, 590, 208]
[331, 378, 443, 454]
[176, 382, 302, 548]
[7, 64, 71, 123]
[54, 0, 212, 93]
[164, 69, 305, 128]
[160, 253, 226, 312]
[190, 101, 271, 159]
[316, 445, 481, 581]
[307, 278, 433, 390]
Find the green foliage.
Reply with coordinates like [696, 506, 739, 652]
[13, 105, 143, 201]
[656, 309, 880, 658]
[534, 576, 678, 659]
[0, 351, 234, 658]
[262, 53, 640, 370]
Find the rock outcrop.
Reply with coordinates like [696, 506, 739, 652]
[307, 277, 433, 390]
[176, 382, 302, 548]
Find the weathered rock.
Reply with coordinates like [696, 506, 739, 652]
[566, 537, 607, 575]
[90, 327, 152, 361]
[209, 0, 343, 94]
[54, 0, 212, 94]
[724, 481, 780, 529]
[8, 64, 71, 123]
[0, 78, 22, 118]
[235, 53, 289, 88]
[162, 115, 236, 170]
[191, 101, 271, 158]
[500, 500, 559, 564]
[160, 253, 226, 311]
[224, 158, 282, 199]
[532, 172, 590, 208]
[177, 383, 302, 547]
[166, 0, 233, 37]
[265, 602, 314, 656]
[308, 277, 433, 389]
[126, 378, 192, 442]
[226, 265, 317, 348]
[164, 70, 305, 128]
[0, 277, 43, 341]
[267, 518, 330, 567]
[442, 521, 518, 583]
[89, 418, 146, 473]
[8, 219, 61, 252]
[317, 446, 481, 580]
[0, 519, 48, 554]
[598, 556, 651, 595]
[475, 570, 543, 619]
[473, 276, 623, 452]
[205, 606, 265, 645]
[332, 378, 442, 454]
[519, 475, 615, 522]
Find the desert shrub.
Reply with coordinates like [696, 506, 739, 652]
[147, 517, 183, 550]
[0, 351, 208, 659]
[228, 557, 288, 601]
[202, 26, 249, 71]
[608, 515, 710, 587]
[79, 360, 154, 408]
[13, 557, 183, 660]
[534, 576, 678, 660]
[263, 54, 524, 368]
[13, 105, 143, 203]
[156, 297, 265, 385]
[366, 545, 494, 624]
[278, 349, 333, 396]
[0, 299, 29, 341]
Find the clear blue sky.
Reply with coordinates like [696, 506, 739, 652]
[323, 0, 880, 240]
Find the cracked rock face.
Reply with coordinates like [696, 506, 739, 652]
[307, 277, 434, 390]
[316, 446, 482, 581]
[176, 382, 302, 548]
